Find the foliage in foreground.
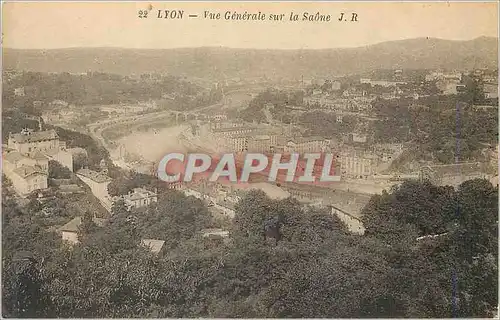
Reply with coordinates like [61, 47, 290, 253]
[2, 180, 498, 318]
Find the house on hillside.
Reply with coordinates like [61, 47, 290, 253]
[4, 165, 48, 197]
[117, 188, 158, 210]
[58, 216, 107, 245]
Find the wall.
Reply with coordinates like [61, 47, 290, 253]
[49, 150, 74, 172]
[331, 206, 365, 235]
[76, 174, 111, 211]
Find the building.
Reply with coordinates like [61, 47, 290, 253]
[339, 149, 377, 179]
[200, 229, 230, 247]
[211, 126, 255, 138]
[58, 216, 107, 245]
[182, 184, 236, 218]
[50, 100, 69, 108]
[436, 80, 460, 95]
[351, 133, 368, 143]
[359, 79, 407, 87]
[484, 83, 498, 99]
[76, 168, 112, 211]
[284, 136, 330, 153]
[225, 134, 249, 152]
[14, 87, 25, 96]
[3, 151, 49, 173]
[8, 129, 73, 171]
[332, 81, 341, 91]
[489, 175, 498, 188]
[7, 129, 74, 172]
[120, 188, 158, 210]
[248, 135, 273, 153]
[8, 129, 60, 155]
[6, 166, 48, 196]
[303, 94, 372, 112]
[201, 228, 230, 238]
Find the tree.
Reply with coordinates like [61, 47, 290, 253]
[78, 211, 99, 242]
[363, 180, 456, 244]
[48, 160, 72, 179]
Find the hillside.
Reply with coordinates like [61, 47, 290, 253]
[3, 37, 498, 78]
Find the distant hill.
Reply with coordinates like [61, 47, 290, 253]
[3, 37, 498, 78]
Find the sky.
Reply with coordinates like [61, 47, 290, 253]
[2, 1, 498, 49]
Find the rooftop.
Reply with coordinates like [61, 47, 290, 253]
[141, 239, 165, 254]
[252, 135, 271, 141]
[3, 151, 25, 164]
[31, 152, 49, 160]
[58, 216, 107, 233]
[212, 126, 255, 133]
[201, 228, 230, 238]
[12, 165, 47, 179]
[9, 129, 58, 144]
[288, 136, 326, 144]
[123, 188, 157, 201]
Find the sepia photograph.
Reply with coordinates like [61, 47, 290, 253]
[1, 1, 499, 318]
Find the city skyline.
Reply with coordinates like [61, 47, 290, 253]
[2, 1, 498, 50]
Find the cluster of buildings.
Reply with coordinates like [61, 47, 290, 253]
[168, 179, 292, 219]
[57, 215, 166, 253]
[189, 115, 407, 181]
[2, 128, 74, 196]
[360, 78, 408, 87]
[75, 167, 158, 213]
[425, 69, 498, 98]
[305, 68, 496, 102]
[203, 120, 333, 155]
[303, 92, 374, 112]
